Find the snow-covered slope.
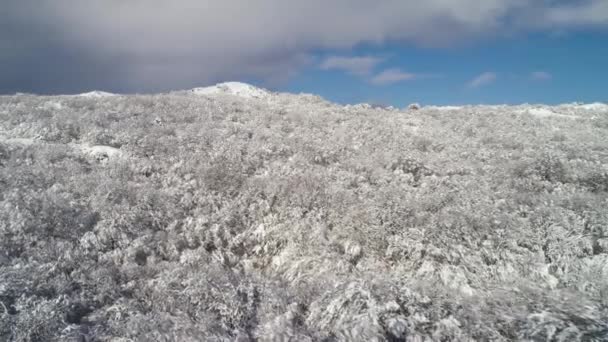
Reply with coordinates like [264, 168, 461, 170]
[77, 91, 117, 98]
[516, 107, 579, 119]
[191, 82, 271, 99]
[575, 102, 608, 112]
[2, 91, 608, 341]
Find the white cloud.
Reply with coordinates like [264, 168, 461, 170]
[530, 71, 552, 81]
[2, 0, 608, 92]
[469, 72, 497, 88]
[320, 56, 384, 76]
[370, 69, 416, 85]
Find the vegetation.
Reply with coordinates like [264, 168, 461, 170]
[1, 93, 607, 341]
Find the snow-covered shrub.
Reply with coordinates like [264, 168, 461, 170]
[408, 103, 421, 110]
[1, 93, 607, 340]
[513, 152, 570, 185]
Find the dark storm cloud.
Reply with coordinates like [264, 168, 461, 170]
[0, 2, 129, 94]
[1, 0, 607, 94]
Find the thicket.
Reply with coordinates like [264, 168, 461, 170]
[0, 94, 607, 341]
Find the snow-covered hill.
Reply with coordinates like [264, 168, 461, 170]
[572, 102, 608, 112]
[188, 82, 608, 114]
[190, 82, 271, 99]
[76, 91, 117, 98]
[1, 88, 608, 341]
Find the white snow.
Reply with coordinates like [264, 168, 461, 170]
[77, 91, 117, 98]
[517, 107, 578, 119]
[344, 103, 373, 110]
[39, 101, 63, 110]
[0, 134, 123, 162]
[77, 144, 123, 159]
[191, 82, 270, 99]
[577, 102, 608, 112]
[1, 137, 36, 145]
[426, 105, 462, 111]
[526, 108, 557, 117]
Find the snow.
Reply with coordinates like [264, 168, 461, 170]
[191, 82, 271, 99]
[39, 101, 63, 110]
[0, 134, 123, 161]
[526, 108, 557, 117]
[577, 102, 608, 112]
[77, 144, 123, 159]
[344, 103, 373, 111]
[1, 137, 36, 145]
[77, 91, 117, 98]
[517, 107, 579, 119]
[426, 105, 462, 111]
[407, 103, 421, 110]
[3, 91, 608, 340]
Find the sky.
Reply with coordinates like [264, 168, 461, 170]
[1, 0, 607, 106]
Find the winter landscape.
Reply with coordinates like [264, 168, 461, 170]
[3, 1, 608, 341]
[1, 83, 608, 341]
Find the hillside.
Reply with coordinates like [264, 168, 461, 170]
[1, 84, 608, 341]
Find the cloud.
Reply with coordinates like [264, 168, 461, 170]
[319, 57, 422, 86]
[469, 72, 497, 88]
[2, 0, 608, 93]
[320, 56, 384, 76]
[544, 1, 608, 26]
[370, 69, 416, 85]
[530, 71, 552, 81]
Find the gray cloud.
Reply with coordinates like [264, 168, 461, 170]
[545, 1, 608, 26]
[2, 0, 608, 93]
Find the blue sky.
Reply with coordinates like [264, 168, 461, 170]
[286, 31, 608, 106]
[2, 1, 607, 106]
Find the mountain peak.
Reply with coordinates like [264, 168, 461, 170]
[77, 91, 116, 98]
[190, 82, 270, 99]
